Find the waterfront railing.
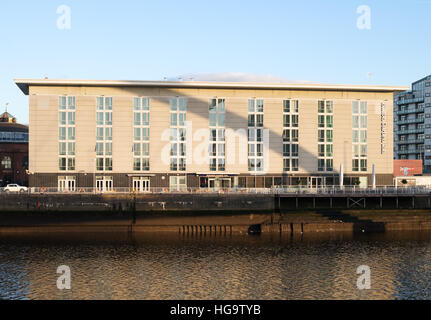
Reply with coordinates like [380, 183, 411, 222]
[1, 186, 430, 195]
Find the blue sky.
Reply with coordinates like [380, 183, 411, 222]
[0, 0, 430, 123]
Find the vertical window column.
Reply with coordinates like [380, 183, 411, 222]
[209, 98, 226, 171]
[170, 97, 187, 171]
[133, 97, 150, 171]
[59, 96, 76, 171]
[282, 100, 299, 172]
[248, 99, 264, 172]
[96, 97, 113, 171]
[352, 101, 368, 172]
[317, 100, 334, 172]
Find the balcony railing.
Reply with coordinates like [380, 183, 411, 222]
[396, 118, 425, 125]
[396, 139, 424, 145]
[396, 97, 425, 105]
[396, 108, 424, 115]
[398, 149, 424, 155]
[397, 128, 425, 134]
[1, 186, 430, 195]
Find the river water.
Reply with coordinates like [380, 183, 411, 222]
[0, 231, 430, 300]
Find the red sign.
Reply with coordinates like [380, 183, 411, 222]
[393, 160, 423, 177]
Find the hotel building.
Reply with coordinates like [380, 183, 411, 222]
[15, 79, 406, 192]
[393, 75, 431, 172]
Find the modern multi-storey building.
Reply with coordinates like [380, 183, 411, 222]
[15, 79, 406, 191]
[0, 110, 29, 186]
[394, 75, 431, 171]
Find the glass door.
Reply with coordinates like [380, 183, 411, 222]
[96, 179, 104, 193]
[133, 178, 150, 193]
[105, 178, 113, 192]
[142, 179, 150, 192]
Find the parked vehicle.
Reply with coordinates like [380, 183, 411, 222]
[3, 184, 28, 193]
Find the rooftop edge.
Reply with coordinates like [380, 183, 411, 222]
[14, 78, 409, 95]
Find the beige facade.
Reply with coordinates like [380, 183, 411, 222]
[16, 79, 407, 189]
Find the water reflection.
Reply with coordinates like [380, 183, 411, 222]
[0, 231, 431, 300]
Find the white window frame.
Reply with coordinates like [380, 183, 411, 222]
[59, 96, 76, 172]
[96, 97, 113, 172]
[209, 98, 226, 172]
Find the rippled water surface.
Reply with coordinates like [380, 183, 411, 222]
[1, 231, 431, 300]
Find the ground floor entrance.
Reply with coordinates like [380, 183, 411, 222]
[96, 176, 113, 193]
[132, 177, 150, 193]
[307, 177, 326, 188]
[200, 176, 236, 191]
[58, 176, 76, 192]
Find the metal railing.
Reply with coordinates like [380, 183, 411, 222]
[396, 108, 424, 115]
[396, 97, 424, 105]
[397, 128, 425, 134]
[396, 118, 424, 125]
[396, 139, 424, 145]
[1, 186, 430, 195]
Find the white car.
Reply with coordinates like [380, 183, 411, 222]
[4, 184, 28, 193]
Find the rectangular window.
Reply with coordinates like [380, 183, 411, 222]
[133, 97, 151, 171]
[248, 99, 265, 172]
[283, 100, 299, 172]
[317, 100, 333, 172]
[170, 176, 187, 192]
[170, 97, 187, 171]
[96, 97, 113, 171]
[59, 96, 76, 171]
[209, 98, 226, 172]
[352, 101, 368, 172]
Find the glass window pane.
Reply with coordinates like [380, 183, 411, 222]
[59, 96, 66, 110]
[352, 101, 359, 114]
[142, 98, 150, 111]
[97, 112, 104, 125]
[134, 97, 141, 111]
[134, 158, 141, 171]
[179, 98, 187, 111]
[360, 116, 367, 128]
[326, 101, 333, 113]
[179, 113, 186, 126]
[105, 98, 112, 110]
[209, 99, 217, 112]
[248, 100, 255, 113]
[134, 143, 141, 156]
[353, 116, 359, 128]
[210, 114, 217, 127]
[318, 101, 325, 113]
[143, 143, 149, 156]
[59, 142, 66, 156]
[360, 101, 367, 114]
[283, 100, 290, 113]
[256, 100, 264, 112]
[59, 112, 66, 125]
[142, 113, 150, 126]
[170, 113, 177, 126]
[68, 112, 75, 125]
[68, 127, 75, 140]
[134, 128, 141, 141]
[105, 128, 112, 140]
[170, 98, 178, 111]
[105, 112, 112, 125]
[134, 113, 141, 126]
[218, 114, 225, 127]
[218, 99, 225, 112]
[68, 142, 75, 155]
